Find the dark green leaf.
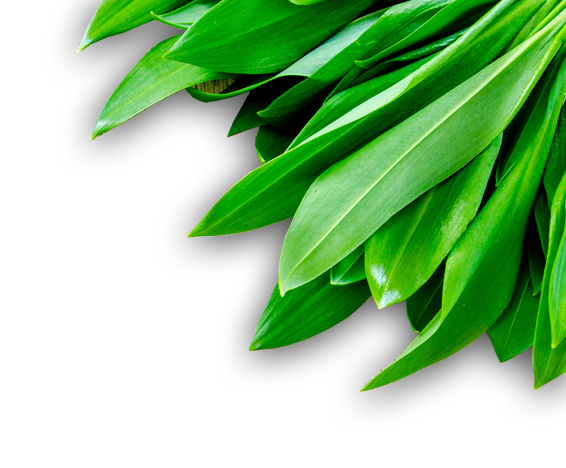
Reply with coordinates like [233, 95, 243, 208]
[488, 262, 539, 363]
[255, 126, 297, 164]
[249, 273, 370, 350]
[543, 105, 566, 204]
[527, 214, 546, 295]
[406, 262, 444, 333]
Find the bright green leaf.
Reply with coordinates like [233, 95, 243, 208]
[92, 36, 235, 139]
[79, 0, 188, 52]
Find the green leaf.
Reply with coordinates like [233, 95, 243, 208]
[151, 0, 220, 29]
[550, 217, 566, 346]
[406, 262, 444, 333]
[355, 0, 494, 70]
[278, 16, 565, 294]
[294, 55, 436, 147]
[364, 135, 501, 309]
[79, 0, 188, 52]
[92, 36, 235, 139]
[543, 105, 566, 204]
[533, 173, 566, 387]
[330, 245, 366, 285]
[255, 126, 297, 164]
[249, 273, 370, 350]
[256, 9, 389, 127]
[185, 8, 387, 103]
[488, 262, 540, 363]
[527, 215, 546, 295]
[164, 0, 380, 74]
[190, 0, 540, 238]
[534, 188, 551, 256]
[227, 90, 270, 138]
[361, 32, 566, 390]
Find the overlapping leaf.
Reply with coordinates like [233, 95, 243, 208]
[249, 273, 370, 350]
[362, 31, 566, 389]
[279, 13, 566, 294]
[92, 36, 235, 139]
[165, 0, 381, 73]
[190, 0, 540, 238]
[364, 136, 501, 309]
[488, 261, 540, 363]
[79, 0, 188, 52]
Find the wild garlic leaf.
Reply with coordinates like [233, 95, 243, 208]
[533, 172, 566, 387]
[527, 216, 546, 295]
[278, 15, 566, 294]
[330, 245, 366, 285]
[189, 0, 538, 238]
[362, 46, 565, 389]
[228, 90, 270, 138]
[164, 0, 380, 73]
[364, 136, 501, 309]
[355, 0, 494, 70]
[488, 262, 540, 363]
[79, 0, 188, 52]
[534, 188, 551, 256]
[151, 0, 220, 30]
[256, 126, 297, 164]
[92, 36, 235, 139]
[249, 273, 370, 350]
[406, 263, 444, 333]
[543, 105, 566, 204]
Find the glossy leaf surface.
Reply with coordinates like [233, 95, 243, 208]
[533, 173, 566, 387]
[190, 0, 540, 239]
[361, 37, 565, 389]
[364, 136, 500, 309]
[330, 245, 366, 285]
[165, 0, 380, 73]
[488, 262, 539, 363]
[79, 0, 188, 51]
[92, 36, 234, 139]
[250, 273, 370, 350]
[279, 17, 565, 294]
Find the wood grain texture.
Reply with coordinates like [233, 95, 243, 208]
[80, 142, 245, 392]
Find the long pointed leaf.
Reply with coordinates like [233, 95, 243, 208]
[190, 0, 540, 238]
[279, 16, 566, 294]
[249, 274, 370, 350]
[488, 262, 540, 363]
[364, 135, 500, 309]
[79, 0, 188, 52]
[164, 0, 380, 73]
[92, 36, 234, 139]
[361, 35, 566, 390]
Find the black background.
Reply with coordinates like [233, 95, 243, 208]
[73, 2, 545, 396]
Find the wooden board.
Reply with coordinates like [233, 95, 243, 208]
[80, 142, 245, 392]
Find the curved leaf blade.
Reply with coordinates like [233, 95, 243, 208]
[92, 36, 235, 139]
[364, 136, 500, 309]
[79, 0, 188, 52]
[279, 17, 566, 294]
[250, 273, 370, 350]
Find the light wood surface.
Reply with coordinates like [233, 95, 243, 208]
[80, 142, 245, 392]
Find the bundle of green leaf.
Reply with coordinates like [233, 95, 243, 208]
[80, 0, 566, 390]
